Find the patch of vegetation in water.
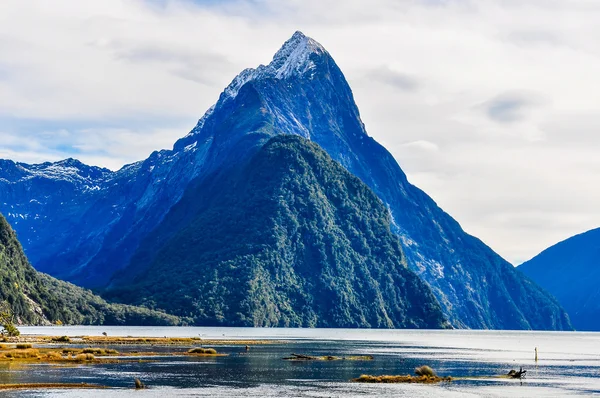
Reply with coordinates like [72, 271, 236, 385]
[185, 347, 226, 357]
[187, 347, 217, 354]
[353, 365, 452, 384]
[352, 374, 453, 384]
[61, 348, 119, 356]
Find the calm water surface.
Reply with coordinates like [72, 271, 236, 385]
[0, 327, 598, 397]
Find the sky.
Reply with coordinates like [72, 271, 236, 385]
[1, 0, 599, 265]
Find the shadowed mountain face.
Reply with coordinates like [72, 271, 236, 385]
[0, 31, 571, 330]
[520, 228, 600, 331]
[0, 213, 179, 325]
[107, 135, 448, 328]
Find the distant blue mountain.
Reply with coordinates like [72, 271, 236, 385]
[0, 32, 571, 330]
[520, 228, 600, 330]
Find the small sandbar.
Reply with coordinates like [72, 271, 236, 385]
[0, 383, 108, 390]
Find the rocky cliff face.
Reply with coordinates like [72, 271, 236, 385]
[0, 31, 571, 330]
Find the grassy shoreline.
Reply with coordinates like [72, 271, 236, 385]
[0, 383, 108, 391]
[0, 337, 233, 364]
[9, 335, 282, 346]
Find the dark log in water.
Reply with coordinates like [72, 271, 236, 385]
[283, 353, 373, 361]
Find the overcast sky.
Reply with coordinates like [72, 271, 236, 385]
[1, 0, 599, 265]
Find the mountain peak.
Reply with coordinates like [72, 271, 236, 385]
[269, 31, 325, 78]
[220, 31, 327, 101]
[184, 32, 329, 138]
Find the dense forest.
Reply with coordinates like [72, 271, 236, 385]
[0, 213, 179, 326]
[108, 135, 448, 329]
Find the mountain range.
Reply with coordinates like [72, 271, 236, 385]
[520, 228, 600, 331]
[0, 31, 571, 330]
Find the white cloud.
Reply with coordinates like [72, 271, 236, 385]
[1, 0, 600, 264]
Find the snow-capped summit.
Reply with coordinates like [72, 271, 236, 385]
[0, 158, 110, 185]
[187, 31, 328, 138]
[270, 30, 325, 78]
[223, 31, 326, 101]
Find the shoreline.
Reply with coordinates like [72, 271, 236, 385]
[10, 335, 284, 346]
[0, 383, 108, 391]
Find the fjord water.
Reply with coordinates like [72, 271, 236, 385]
[4, 327, 599, 397]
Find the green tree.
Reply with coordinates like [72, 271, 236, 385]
[0, 301, 20, 337]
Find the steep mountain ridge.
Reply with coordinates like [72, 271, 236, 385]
[0, 31, 571, 330]
[108, 135, 448, 329]
[520, 228, 600, 331]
